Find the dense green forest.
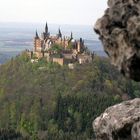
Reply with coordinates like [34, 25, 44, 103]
[0, 53, 140, 140]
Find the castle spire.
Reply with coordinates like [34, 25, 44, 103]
[35, 30, 39, 39]
[58, 28, 62, 38]
[70, 32, 73, 40]
[45, 22, 48, 33]
[80, 38, 82, 43]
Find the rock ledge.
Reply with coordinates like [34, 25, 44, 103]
[93, 98, 140, 140]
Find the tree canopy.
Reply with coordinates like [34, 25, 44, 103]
[0, 53, 140, 139]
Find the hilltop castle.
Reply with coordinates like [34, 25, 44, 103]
[27, 22, 93, 66]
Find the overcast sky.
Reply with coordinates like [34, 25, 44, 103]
[0, 0, 107, 25]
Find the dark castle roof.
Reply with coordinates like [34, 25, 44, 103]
[45, 22, 48, 33]
[35, 30, 39, 39]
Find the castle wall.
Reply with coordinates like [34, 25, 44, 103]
[26, 51, 32, 58]
[78, 54, 92, 64]
[34, 52, 44, 59]
[34, 38, 43, 52]
[53, 58, 64, 66]
[44, 53, 51, 62]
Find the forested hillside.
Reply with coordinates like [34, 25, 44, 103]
[0, 53, 140, 139]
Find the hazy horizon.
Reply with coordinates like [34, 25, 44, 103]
[0, 21, 96, 26]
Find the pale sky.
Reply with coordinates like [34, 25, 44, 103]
[0, 0, 107, 25]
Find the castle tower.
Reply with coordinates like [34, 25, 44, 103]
[34, 31, 42, 52]
[80, 38, 84, 53]
[76, 38, 84, 53]
[63, 36, 67, 49]
[80, 38, 84, 46]
[77, 41, 81, 53]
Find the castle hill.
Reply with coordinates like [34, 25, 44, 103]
[26, 22, 94, 67]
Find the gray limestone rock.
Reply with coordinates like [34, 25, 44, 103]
[93, 98, 140, 140]
[94, 0, 140, 81]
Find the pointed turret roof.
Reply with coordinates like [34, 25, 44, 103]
[80, 38, 82, 43]
[58, 28, 62, 38]
[70, 32, 73, 40]
[35, 30, 39, 39]
[45, 22, 48, 33]
[68, 32, 73, 43]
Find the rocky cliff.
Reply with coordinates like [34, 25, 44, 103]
[94, 0, 140, 81]
[93, 98, 140, 140]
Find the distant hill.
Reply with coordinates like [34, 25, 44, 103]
[0, 53, 139, 139]
[0, 52, 21, 64]
[0, 53, 9, 64]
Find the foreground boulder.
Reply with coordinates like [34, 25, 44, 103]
[93, 98, 140, 140]
[94, 0, 140, 81]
